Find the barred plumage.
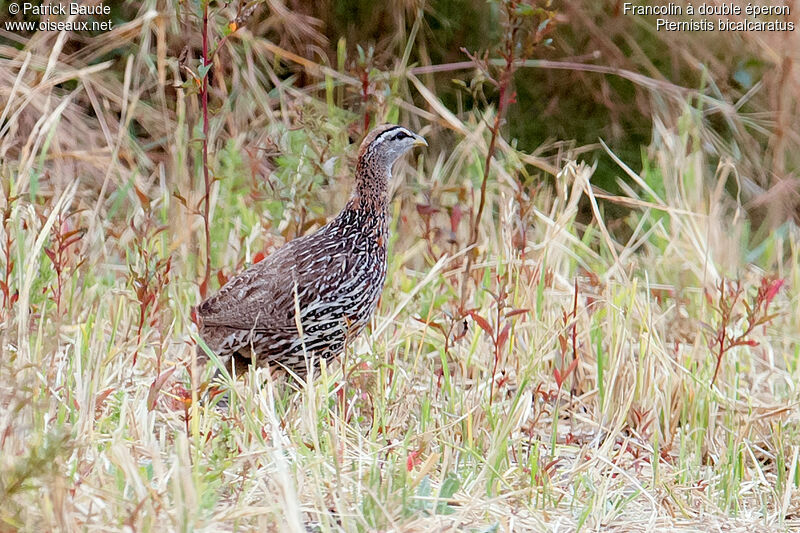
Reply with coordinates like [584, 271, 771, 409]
[195, 124, 426, 376]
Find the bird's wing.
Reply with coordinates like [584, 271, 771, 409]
[196, 232, 343, 331]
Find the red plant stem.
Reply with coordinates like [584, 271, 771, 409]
[711, 331, 725, 386]
[54, 257, 61, 313]
[134, 306, 146, 366]
[201, 1, 211, 296]
[2, 233, 10, 310]
[474, 62, 511, 243]
[460, 37, 517, 307]
[571, 277, 578, 362]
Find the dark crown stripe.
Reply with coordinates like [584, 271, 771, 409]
[372, 126, 407, 145]
[363, 126, 411, 159]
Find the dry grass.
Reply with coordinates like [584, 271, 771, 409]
[1, 2, 799, 532]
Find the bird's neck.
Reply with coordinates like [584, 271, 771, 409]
[347, 160, 390, 213]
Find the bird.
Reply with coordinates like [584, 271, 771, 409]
[194, 124, 427, 377]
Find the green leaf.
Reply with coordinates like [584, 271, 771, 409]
[337, 37, 347, 71]
[436, 473, 460, 514]
[417, 476, 431, 498]
[413, 475, 433, 512]
[198, 61, 212, 79]
[537, 18, 551, 33]
[515, 3, 535, 16]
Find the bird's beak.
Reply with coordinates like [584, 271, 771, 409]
[413, 135, 428, 148]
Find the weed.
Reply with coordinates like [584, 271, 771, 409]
[128, 219, 172, 369]
[42, 209, 85, 315]
[0, 185, 18, 317]
[705, 276, 784, 386]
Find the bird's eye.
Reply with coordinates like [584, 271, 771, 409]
[392, 131, 409, 141]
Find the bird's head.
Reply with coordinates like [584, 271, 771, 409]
[357, 124, 427, 172]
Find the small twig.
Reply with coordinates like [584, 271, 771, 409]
[200, 1, 212, 298]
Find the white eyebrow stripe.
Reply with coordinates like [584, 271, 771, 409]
[373, 126, 411, 145]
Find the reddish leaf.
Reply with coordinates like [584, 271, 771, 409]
[450, 205, 463, 232]
[543, 458, 562, 474]
[199, 278, 208, 299]
[207, 385, 226, 401]
[564, 356, 579, 379]
[755, 313, 779, 327]
[133, 279, 146, 300]
[554, 357, 579, 389]
[133, 184, 151, 210]
[415, 203, 438, 217]
[467, 310, 493, 337]
[253, 251, 266, 264]
[216, 269, 229, 287]
[172, 191, 189, 208]
[558, 334, 568, 355]
[553, 367, 563, 388]
[412, 316, 446, 335]
[765, 278, 785, 306]
[61, 228, 84, 241]
[62, 234, 84, 248]
[147, 366, 177, 411]
[496, 323, 512, 352]
[504, 308, 530, 319]
[94, 387, 115, 410]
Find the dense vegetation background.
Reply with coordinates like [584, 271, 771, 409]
[1, 0, 798, 531]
